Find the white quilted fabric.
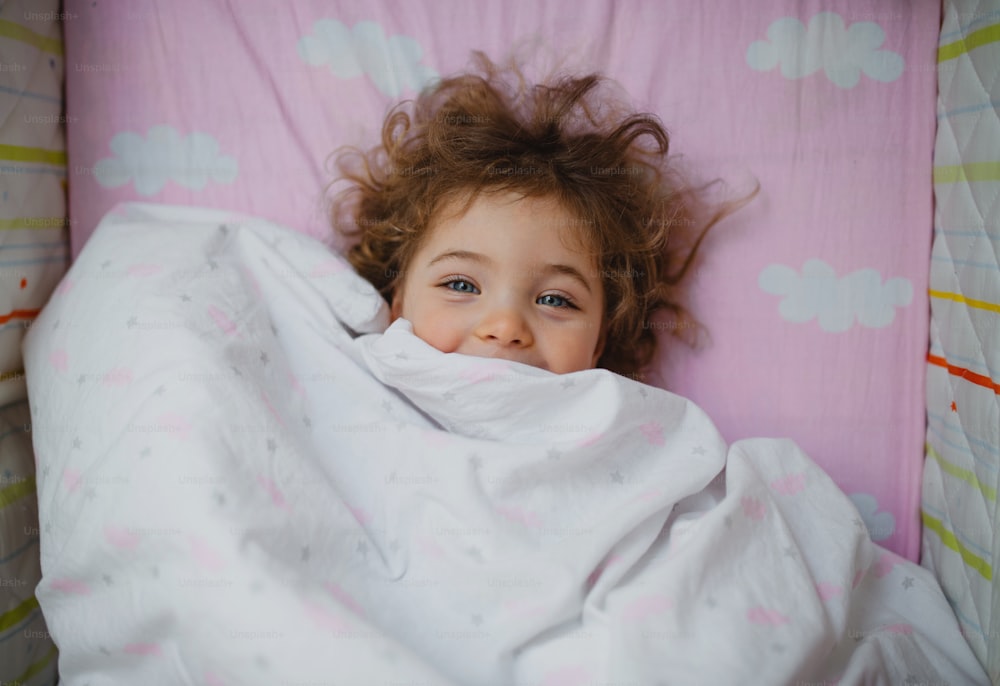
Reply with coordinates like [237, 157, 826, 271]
[923, 0, 1000, 681]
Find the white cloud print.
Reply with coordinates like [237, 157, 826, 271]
[94, 125, 238, 196]
[297, 19, 438, 97]
[758, 258, 912, 332]
[747, 12, 904, 88]
[848, 492, 895, 542]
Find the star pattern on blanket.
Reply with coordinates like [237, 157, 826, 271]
[180, 293, 191, 302]
[902, 577, 914, 590]
[126, 315, 138, 329]
[610, 469, 624, 484]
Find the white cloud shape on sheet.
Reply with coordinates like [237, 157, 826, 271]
[297, 19, 438, 97]
[758, 259, 912, 332]
[94, 125, 238, 196]
[848, 493, 895, 542]
[746, 12, 904, 88]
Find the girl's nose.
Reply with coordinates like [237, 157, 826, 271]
[475, 307, 533, 347]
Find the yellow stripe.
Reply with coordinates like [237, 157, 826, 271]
[0, 369, 25, 382]
[929, 289, 1000, 314]
[939, 22, 1000, 62]
[0, 19, 62, 55]
[0, 217, 68, 230]
[11, 644, 57, 684]
[0, 594, 38, 632]
[933, 161, 1000, 184]
[0, 144, 66, 166]
[926, 442, 996, 502]
[921, 510, 992, 581]
[0, 474, 34, 509]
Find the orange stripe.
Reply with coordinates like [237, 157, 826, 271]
[927, 353, 1000, 394]
[0, 309, 39, 325]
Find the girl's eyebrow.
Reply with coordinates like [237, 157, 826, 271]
[427, 249, 594, 295]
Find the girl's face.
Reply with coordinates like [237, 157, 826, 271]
[390, 191, 606, 374]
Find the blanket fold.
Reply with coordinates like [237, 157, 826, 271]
[22, 203, 987, 685]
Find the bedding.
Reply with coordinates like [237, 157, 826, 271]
[922, 0, 1000, 680]
[62, 0, 943, 562]
[0, 0, 67, 683]
[21, 202, 989, 685]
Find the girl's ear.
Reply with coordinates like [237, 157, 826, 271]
[389, 292, 403, 322]
[591, 325, 607, 366]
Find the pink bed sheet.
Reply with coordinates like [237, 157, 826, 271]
[63, 0, 938, 559]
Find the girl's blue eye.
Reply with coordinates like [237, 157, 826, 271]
[443, 278, 479, 294]
[538, 293, 577, 309]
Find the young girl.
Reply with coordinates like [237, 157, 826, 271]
[331, 52, 756, 381]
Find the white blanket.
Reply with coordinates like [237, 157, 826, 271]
[23, 203, 988, 685]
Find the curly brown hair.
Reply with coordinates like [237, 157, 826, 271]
[329, 52, 757, 381]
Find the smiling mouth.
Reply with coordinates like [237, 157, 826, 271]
[463, 348, 544, 370]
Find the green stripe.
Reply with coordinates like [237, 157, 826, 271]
[0, 217, 67, 230]
[12, 644, 57, 684]
[921, 510, 992, 581]
[0, 19, 62, 55]
[939, 22, 1000, 62]
[0, 474, 35, 508]
[926, 442, 997, 502]
[933, 161, 1000, 184]
[0, 594, 38, 632]
[0, 144, 66, 166]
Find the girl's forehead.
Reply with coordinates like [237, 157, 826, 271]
[428, 189, 600, 258]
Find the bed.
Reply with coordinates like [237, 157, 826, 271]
[0, 0, 996, 683]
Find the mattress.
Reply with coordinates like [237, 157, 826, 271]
[0, 0, 66, 683]
[922, 0, 1000, 680]
[62, 0, 940, 564]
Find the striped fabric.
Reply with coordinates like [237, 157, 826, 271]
[0, 0, 66, 684]
[0, 400, 56, 686]
[923, 0, 1000, 681]
[0, 0, 70, 409]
